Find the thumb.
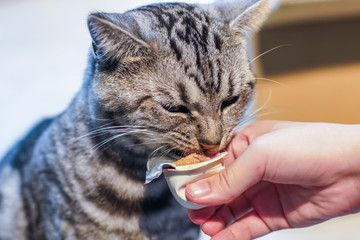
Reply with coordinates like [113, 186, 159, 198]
[186, 145, 266, 206]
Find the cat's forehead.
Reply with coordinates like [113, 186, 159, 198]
[130, 3, 227, 51]
[131, 3, 245, 94]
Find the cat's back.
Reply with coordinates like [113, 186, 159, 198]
[0, 118, 53, 240]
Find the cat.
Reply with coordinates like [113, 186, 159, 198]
[0, 0, 276, 239]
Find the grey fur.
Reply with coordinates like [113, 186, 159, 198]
[0, 1, 275, 239]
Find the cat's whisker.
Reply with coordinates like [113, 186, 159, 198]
[252, 77, 288, 88]
[148, 145, 169, 160]
[154, 146, 178, 160]
[71, 126, 148, 144]
[89, 125, 147, 134]
[87, 134, 124, 155]
[125, 136, 170, 147]
[126, 142, 169, 147]
[86, 116, 114, 122]
[237, 107, 281, 131]
[256, 86, 273, 114]
[238, 106, 271, 129]
[161, 147, 177, 158]
[86, 130, 151, 154]
[237, 88, 274, 131]
[249, 44, 290, 64]
[256, 110, 282, 118]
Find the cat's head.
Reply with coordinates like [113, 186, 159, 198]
[86, 0, 277, 159]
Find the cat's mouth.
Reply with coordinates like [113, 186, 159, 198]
[167, 148, 223, 161]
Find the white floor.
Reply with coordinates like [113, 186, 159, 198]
[0, 0, 359, 239]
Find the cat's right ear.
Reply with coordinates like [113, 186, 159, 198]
[87, 12, 153, 67]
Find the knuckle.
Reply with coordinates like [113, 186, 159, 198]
[243, 223, 254, 240]
[214, 169, 235, 199]
[228, 228, 238, 240]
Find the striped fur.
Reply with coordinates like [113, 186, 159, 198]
[0, 1, 276, 239]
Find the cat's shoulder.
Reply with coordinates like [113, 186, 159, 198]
[0, 117, 53, 171]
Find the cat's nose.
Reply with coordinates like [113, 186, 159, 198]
[199, 143, 220, 156]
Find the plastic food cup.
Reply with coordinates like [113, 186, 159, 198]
[163, 152, 227, 209]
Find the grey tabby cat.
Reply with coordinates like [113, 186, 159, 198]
[0, 0, 276, 239]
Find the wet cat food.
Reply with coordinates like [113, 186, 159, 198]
[174, 153, 211, 166]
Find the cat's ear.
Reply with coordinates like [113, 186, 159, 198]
[214, 0, 279, 37]
[87, 12, 152, 66]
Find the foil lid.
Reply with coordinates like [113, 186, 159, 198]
[145, 157, 176, 184]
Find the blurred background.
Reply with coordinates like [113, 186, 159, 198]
[256, 0, 360, 123]
[0, 0, 360, 239]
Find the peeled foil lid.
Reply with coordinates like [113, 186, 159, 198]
[145, 157, 176, 184]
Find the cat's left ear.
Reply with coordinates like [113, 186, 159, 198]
[87, 12, 153, 65]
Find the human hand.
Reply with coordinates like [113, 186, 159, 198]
[186, 120, 360, 239]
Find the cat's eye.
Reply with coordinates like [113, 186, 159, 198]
[220, 96, 239, 112]
[164, 105, 190, 114]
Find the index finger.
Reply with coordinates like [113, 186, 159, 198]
[225, 120, 279, 165]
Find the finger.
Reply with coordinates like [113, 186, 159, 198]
[225, 131, 250, 166]
[202, 194, 253, 236]
[201, 205, 228, 236]
[211, 211, 272, 240]
[225, 120, 278, 165]
[186, 145, 266, 205]
[205, 183, 291, 239]
[187, 206, 217, 225]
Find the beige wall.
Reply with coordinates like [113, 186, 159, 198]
[255, 0, 360, 124]
[257, 62, 360, 124]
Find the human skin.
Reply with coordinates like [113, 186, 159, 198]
[185, 120, 360, 240]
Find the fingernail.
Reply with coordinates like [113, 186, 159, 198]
[187, 181, 210, 198]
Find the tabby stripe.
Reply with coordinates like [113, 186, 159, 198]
[188, 73, 206, 94]
[23, 189, 43, 239]
[216, 59, 222, 92]
[137, 95, 152, 106]
[182, 16, 198, 42]
[86, 184, 141, 217]
[140, 6, 176, 38]
[208, 61, 214, 90]
[170, 133, 192, 146]
[214, 33, 222, 51]
[194, 44, 205, 78]
[228, 72, 235, 96]
[204, 14, 210, 24]
[184, 65, 189, 73]
[156, 88, 172, 98]
[178, 82, 189, 104]
[247, 81, 255, 89]
[93, 141, 147, 182]
[201, 24, 209, 45]
[170, 38, 182, 60]
[182, 16, 208, 53]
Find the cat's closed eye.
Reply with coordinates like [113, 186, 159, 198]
[163, 104, 191, 114]
[220, 96, 239, 112]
